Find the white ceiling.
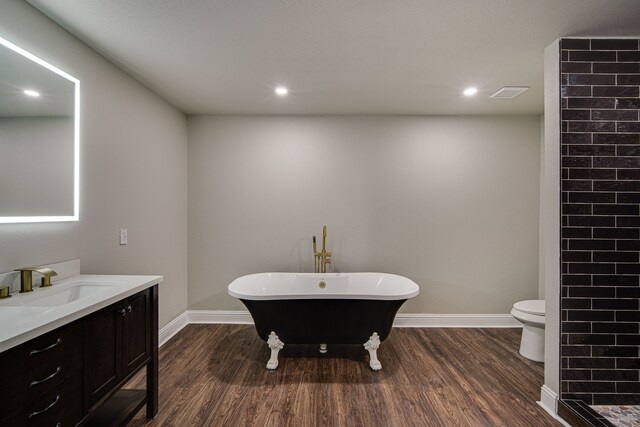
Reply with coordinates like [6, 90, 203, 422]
[26, 0, 640, 115]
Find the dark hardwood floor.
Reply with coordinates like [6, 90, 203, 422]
[126, 324, 561, 426]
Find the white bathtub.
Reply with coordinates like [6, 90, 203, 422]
[228, 272, 419, 370]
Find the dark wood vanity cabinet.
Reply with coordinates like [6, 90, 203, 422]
[84, 288, 151, 408]
[0, 284, 159, 427]
[83, 285, 158, 426]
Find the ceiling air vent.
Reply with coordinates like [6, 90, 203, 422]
[490, 86, 529, 98]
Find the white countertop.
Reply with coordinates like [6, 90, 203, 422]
[0, 274, 162, 353]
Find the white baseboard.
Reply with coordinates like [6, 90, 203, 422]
[180, 310, 520, 328]
[159, 311, 189, 347]
[187, 309, 253, 324]
[160, 310, 520, 346]
[538, 384, 558, 414]
[393, 313, 520, 328]
[537, 384, 571, 427]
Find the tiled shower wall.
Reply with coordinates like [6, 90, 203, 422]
[560, 38, 640, 405]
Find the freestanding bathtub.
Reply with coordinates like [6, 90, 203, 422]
[228, 272, 419, 370]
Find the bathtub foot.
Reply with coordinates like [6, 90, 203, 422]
[319, 343, 327, 354]
[364, 332, 382, 370]
[266, 332, 284, 370]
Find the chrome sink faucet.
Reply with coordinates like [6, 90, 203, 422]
[313, 225, 332, 273]
[14, 267, 57, 293]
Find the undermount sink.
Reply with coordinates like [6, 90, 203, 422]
[2, 283, 116, 307]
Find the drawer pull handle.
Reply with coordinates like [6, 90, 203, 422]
[30, 338, 62, 356]
[126, 304, 132, 313]
[29, 394, 60, 418]
[119, 308, 127, 317]
[30, 366, 62, 388]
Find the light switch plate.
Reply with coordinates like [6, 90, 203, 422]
[119, 229, 128, 245]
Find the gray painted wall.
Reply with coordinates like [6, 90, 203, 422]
[188, 115, 541, 314]
[0, 0, 188, 327]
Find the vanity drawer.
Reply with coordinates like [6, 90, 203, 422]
[1, 370, 83, 427]
[0, 320, 82, 408]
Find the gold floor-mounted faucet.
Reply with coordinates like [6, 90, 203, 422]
[313, 225, 332, 273]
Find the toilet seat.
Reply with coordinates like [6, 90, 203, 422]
[513, 299, 545, 316]
[511, 308, 545, 325]
[511, 299, 545, 327]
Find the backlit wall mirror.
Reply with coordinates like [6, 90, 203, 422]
[0, 35, 79, 223]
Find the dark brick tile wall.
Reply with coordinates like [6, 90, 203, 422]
[560, 38, 640, 406]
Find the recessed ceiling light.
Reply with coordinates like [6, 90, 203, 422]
[463, 87, 478, 96]
[23, 89, 40, 97]
[275, 86, 288, 96]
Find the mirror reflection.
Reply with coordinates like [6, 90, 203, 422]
[0, 36, 79, 222]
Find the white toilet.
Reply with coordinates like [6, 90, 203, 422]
[511, 299, 545, 362]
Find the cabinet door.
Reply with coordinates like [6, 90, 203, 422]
[122, 289, 151, 377]
[84, 303, 122, 408]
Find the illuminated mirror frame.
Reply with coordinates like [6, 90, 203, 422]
[0, 35, 80, 223]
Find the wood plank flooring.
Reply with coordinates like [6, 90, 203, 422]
[126, 325, 561, 426]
